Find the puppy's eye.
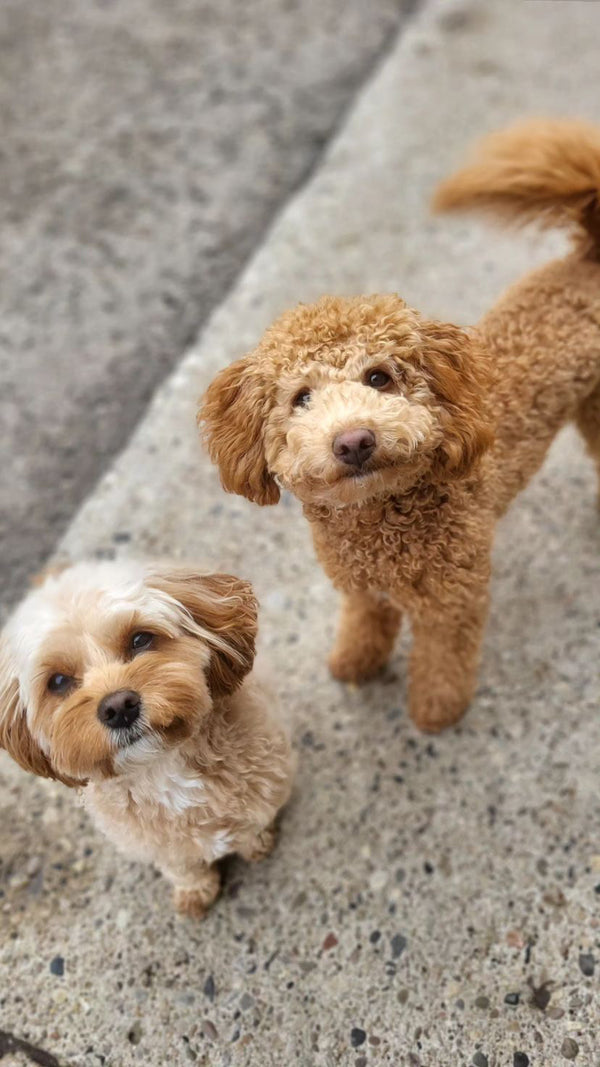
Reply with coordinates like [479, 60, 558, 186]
[292, 388, 311, 409]
[131, 631, 155, 654]
[47, 673, 74, 694]
[366, 370, 391, 390]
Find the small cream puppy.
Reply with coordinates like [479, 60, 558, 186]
[0, 561, 293, 918]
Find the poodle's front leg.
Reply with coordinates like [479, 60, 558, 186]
[329, 590, 402, 683]
[408, 576, 490, 733]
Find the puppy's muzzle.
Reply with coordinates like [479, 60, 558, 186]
[333, 428, 376, 469]
[97, 689, 141, 731]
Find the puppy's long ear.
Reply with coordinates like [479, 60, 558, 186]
[417, 320, 494, 478]
[147, 570, 258, 698]
[200, 356, 280, 506]
[0, 639, 79, 787]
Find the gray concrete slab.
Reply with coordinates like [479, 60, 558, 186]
[0, 0, 414, 620]
[2, 1, 600, 1065]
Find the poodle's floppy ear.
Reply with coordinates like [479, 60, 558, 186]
[200, 356, 280, 506]
[0, 639, 79, 787]
[147, 570, 258, 697]
[416, 319, 494, 478]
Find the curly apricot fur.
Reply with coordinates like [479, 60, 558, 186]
[202, 120, 600, 731]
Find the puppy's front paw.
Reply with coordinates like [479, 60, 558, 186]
[328, 644, 389, 684]
[409, 685, 470, 733]
[174, 867, 221, 919]
[238, 824, 278, 863]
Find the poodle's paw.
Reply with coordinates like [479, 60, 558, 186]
[238, 824, 278, 863]
[174, 867, 221, 919]
[409, 683, 470, 733]
[328, 643, 390, 684]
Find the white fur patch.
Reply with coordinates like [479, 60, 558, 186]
[208, 828, 233, 860]
[87, 748, 237, 864]
[116, 748, 208, 816]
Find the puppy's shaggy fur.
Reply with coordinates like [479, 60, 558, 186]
[201, 120, 600, 732]
[0, 561, 293, 917]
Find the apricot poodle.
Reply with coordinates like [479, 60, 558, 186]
[201, 119, 600, 732]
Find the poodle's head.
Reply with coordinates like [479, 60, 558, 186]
[0, 561, 257, 785]
[200, 295, 493, 508]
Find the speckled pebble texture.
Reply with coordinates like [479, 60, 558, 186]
[0, 0, 413, 618]
[1, 1, 600, 1065]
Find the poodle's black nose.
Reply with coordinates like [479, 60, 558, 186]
[97, 689, 141, 730]
[333, 428, 376, 468]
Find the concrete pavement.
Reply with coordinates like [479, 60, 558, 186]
[0, 0, 414, 620]
[1, 1, 600, 1065]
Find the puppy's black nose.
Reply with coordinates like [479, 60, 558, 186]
[97, 690, 141, 730]
[333, 428, 376, 467]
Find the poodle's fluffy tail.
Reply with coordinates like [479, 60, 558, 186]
[433, 118, 600, 256]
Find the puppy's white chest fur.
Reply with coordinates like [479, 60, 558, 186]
[120, 749, 207, 815]
[86, 750, 236, 866]
[112, 746, 200, 810]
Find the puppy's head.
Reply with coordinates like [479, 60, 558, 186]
[201, 294, 493, 507]
[0, 561, 257, 785]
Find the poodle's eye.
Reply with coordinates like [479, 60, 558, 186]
[366, 369, 391, 390]
[292, 388, 312, 409]
[131, 631, 155, 654]
[47, 673, 74, 694]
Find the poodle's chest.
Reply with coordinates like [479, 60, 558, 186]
[310, 508, 438, 592]
[307, 495, 479, 597]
